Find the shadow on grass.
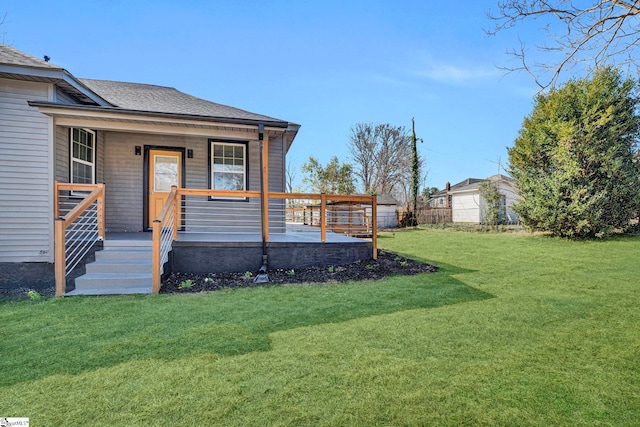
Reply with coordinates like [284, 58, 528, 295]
[1, 265, 491, 387]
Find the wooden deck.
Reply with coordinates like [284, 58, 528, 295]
[107, 223, 364, 244]
[106, 224, 373, 275]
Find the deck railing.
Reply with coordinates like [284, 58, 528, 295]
[151, 189, 377, 293]
[54, 181, 105, 296]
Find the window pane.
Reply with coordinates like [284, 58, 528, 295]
[71, 128, 96, 185]
[154, 155, 179, 192]
[211, 142, 245, 194]
[73, 162, 93, 184]
[214, 172, 243, 190]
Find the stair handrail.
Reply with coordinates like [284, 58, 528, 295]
[151, 186, 179, 293]
[54, 181, 105, 297]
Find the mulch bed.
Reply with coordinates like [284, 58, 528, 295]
[161, 250, 438, 293]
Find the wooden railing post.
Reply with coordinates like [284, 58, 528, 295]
[172, 186, 179, 241]
[54, 218, 66, 297]
[54, 181, 60, 219]
[97, 184, 105, 239]
[151, 220, 161, 294]
[371, 195, 378, 260]
[320, 193, 326, 242]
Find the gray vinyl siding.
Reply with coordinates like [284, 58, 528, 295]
[100, 131, 286, 234]
[54, 88, 77, 105]
[268, 135, 285, 233]
[0, 78, 52, 262]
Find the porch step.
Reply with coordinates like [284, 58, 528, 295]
[74, 273, 152, 289]
[95, 248, 152, 261]
[86, 259, 152, 274]
[103, 239, 153, 248]
[68, 238, 156, 296]
[66, 286, 153, 296]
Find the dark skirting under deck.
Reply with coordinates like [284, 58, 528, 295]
[170, 240, 372, 274]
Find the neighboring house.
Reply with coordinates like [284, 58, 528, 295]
[0, 44, 373, 293]
[429, 175, 520, 224]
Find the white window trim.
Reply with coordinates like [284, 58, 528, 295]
[70, 127, 96, 196]
[210, 141, 247, 200]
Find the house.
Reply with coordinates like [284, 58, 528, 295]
[429, 175, 520, 224]
[0, 44, 374, 295]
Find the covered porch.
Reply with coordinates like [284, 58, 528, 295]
[54, 183, 378, 296]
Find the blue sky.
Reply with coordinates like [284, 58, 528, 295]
[1, 0, 545, 191]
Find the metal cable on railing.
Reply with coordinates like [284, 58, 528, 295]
[65, 202, 99, 274]
[158, 202, 175, 270]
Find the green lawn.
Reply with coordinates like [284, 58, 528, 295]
[1, 229, 639, 426]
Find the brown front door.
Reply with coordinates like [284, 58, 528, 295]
[148, 149, 182, 226]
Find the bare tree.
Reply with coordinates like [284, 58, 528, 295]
[285, 159, 297, 194]
[487, 1, 640, 89]
[348, 123, 414, 197]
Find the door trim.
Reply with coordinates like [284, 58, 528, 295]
[143, 145, 186, 231]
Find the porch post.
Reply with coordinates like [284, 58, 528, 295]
[261, 137, 269, 243]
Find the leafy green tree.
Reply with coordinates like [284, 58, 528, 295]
[508, 67, 640, 238]
[301, 156, 356, 194]
[479, 180, 504, 229]
[421, 186, 439, 201]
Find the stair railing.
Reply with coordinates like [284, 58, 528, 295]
[54, 181, 105, 297]
[151, 186, 179, 293]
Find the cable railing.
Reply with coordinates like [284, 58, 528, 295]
[151, 188, 377, 292]
[54, 181, 105, 297]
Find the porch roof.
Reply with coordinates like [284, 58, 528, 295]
[29, 100, 300, 148]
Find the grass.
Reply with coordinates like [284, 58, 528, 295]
[1, 229, 639, 425]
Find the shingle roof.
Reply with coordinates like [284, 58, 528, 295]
[432, 175, 514, 196]
[78, 78, 284, 123]
[0, 44, 62, 70]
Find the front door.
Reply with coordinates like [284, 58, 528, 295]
[148, 149, 182, 226]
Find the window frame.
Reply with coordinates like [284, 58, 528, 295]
[69, 127, 96, 197]
[208, 140, 249, 201]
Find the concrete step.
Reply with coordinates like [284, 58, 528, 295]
[69, 238, 159, 296]
[66, 286, 153, 296]
[95, 248, 152, 261]
[74, 273, 152, 289]
[86, 259, 152, 274]
[103, 239, 152, 249]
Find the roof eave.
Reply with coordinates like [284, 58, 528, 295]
[0, 64, 112, 106]
[28, 101, 291, 128]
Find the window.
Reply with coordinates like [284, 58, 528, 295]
[70, 128, 96, 187]
[210, 141, 247, 198]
